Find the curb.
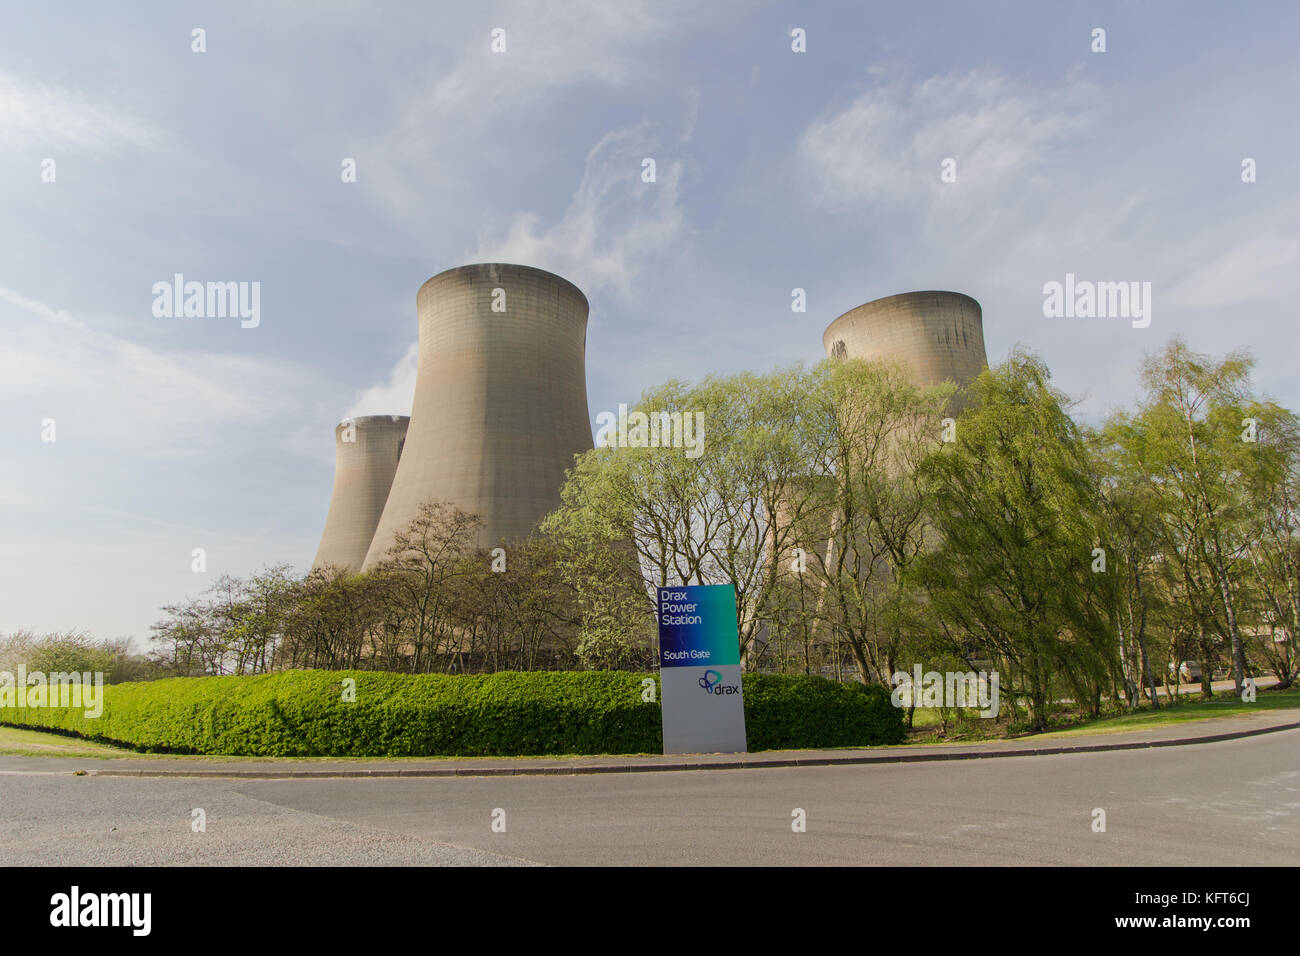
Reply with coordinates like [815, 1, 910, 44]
[79, 718, 1300, 780]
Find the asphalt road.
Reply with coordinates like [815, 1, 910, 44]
[2, 728, 1296, 865]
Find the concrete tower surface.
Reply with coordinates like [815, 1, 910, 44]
[311, 415, 410, 573]
[362, 263, 593, 567]
[822, 291, 988, 399]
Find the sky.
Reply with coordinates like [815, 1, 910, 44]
[3, 1, 1298, 646]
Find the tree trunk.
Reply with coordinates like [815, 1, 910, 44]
[1133, 571, 1159, 708]
[1198, 624, 1214, 700]
[1211, 550, 1248, 695]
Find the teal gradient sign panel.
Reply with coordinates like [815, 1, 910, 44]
[658, 584, 740, 668]
[657, 584, 747, 754]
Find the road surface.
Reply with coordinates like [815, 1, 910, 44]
[0, 728, 1295, 865]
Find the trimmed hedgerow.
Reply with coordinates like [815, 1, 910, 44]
[0, 670, 903, 756]
[741, 674, 905, 750]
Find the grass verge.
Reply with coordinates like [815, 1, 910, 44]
[903, 683, 1299, 743]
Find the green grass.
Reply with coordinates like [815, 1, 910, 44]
[0, 725, 136, 758]
[901, 683, 1299, 743]
[0, 724, 659, 762]
[1035, 685, 1300, 739]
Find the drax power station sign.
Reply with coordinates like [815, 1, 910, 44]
[657, 584, 747, 754]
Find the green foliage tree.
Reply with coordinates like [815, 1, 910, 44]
[545, 368, 822, 667]
[1114, 339, 1272, 696]
[917, 350, 1112, 731]
[798, 358, 953, 686]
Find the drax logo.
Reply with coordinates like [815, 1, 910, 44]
[699, 670, 739, 695]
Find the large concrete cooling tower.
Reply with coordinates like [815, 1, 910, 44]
[361, 263, 593, 567]
[311, 415, 410, 573]
[822, 291, 988, 398]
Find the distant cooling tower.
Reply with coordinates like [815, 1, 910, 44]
[311, 415, 410, 573]
[822, 291, 988, 400]
[361, 263, 593, 567]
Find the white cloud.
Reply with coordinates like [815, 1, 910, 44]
[349, 122, 691, 419]
[472, 122, 687, 296]
[798, 67, 1095, 224]
[1165, 234, 1300, 311]
[0, 285, 318, 455]
[358, 0, 720, 239]
[344, 342, 419, 419]
[0, 286, 332, 637]
[0, 69, 156, 152]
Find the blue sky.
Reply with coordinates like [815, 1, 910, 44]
[3, 1, 1298, 644]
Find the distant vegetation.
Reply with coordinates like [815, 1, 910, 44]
[0, 631, 156, 684]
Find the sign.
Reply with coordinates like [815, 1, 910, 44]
[657, 584, 747, 754]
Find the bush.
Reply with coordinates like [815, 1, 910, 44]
[0, 670, 905, 757]
[742, 674, 905, 749]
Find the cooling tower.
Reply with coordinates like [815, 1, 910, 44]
[361, 263, 593, 567]
[311, 415, 410, 573]
[822, 291, 988, 401]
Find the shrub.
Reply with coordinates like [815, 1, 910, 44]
[0, 670, 904, 757]
[742, 674, 906, 749]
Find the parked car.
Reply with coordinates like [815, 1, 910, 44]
[1164, 661, 1203, 684]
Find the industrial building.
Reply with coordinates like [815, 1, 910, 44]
[311, 415, 409, 573]
[359, 263, 594, 566]
[822, 291, 988, 407]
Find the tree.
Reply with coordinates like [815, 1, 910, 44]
[1125, 338, 1263, 695]
[917, 350, 1112, 731]
[799, 358, 953, 687]
[1240, 400, 1300, 687]
[445, 536, 580, 671]
[1092, 423, 1169, 707]
[226, 564, 297, 674]
[279, 567, 380, 669]
[546, 368, 823, 668]
[371, 500, 482, 672]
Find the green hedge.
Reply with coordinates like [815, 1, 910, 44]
[742, 673, 905, 750]
[0, 670, 904, 757]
